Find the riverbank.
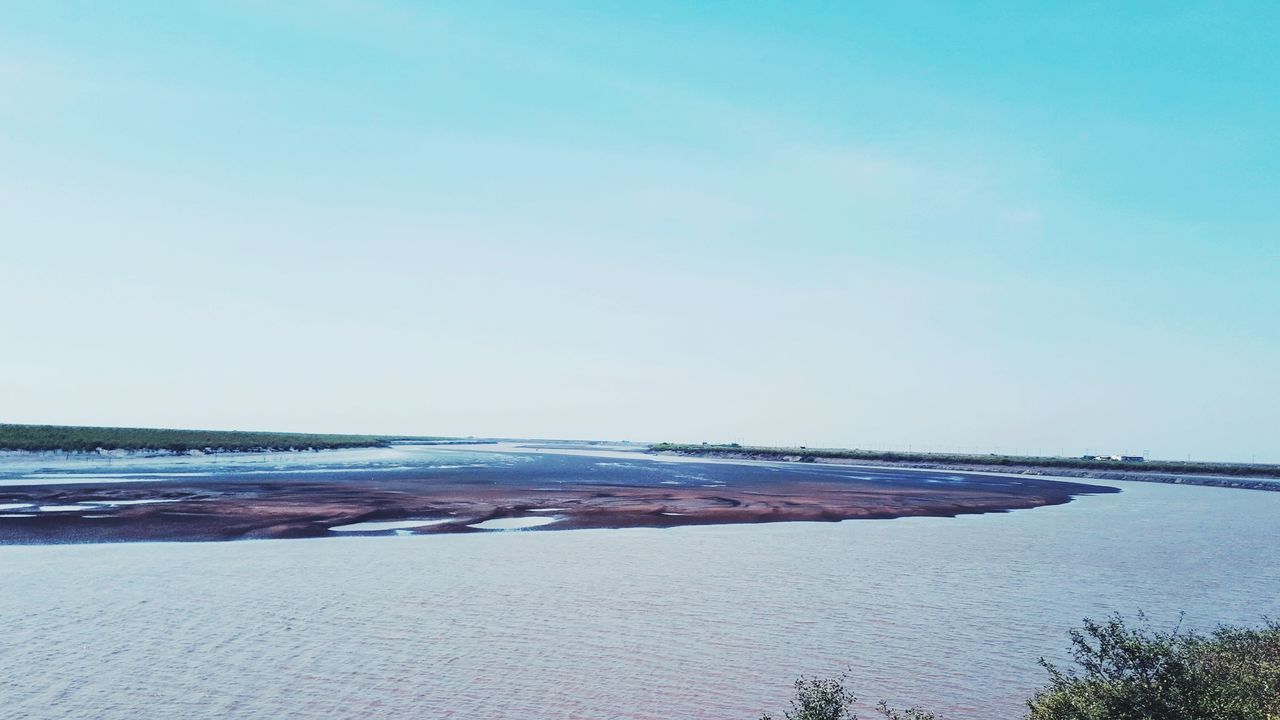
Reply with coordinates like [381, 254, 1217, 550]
[649, 444, 1280, 491]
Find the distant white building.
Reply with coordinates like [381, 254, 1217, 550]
[1080, 454, 1145, 462]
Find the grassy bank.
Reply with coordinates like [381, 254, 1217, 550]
[0, 423, 440, 453]
[650, 443, 1280, 480]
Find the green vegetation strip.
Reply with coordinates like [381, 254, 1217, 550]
[650, 443, 1280, 479]
[0, 424, 437, 453]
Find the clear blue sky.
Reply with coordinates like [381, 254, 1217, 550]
[2, 1, 1276, 461]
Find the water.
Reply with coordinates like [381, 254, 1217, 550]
[0, 445, 531, 487]
[1, 468, 1277, 719]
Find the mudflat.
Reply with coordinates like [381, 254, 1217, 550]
[0, 446, 1117, 543]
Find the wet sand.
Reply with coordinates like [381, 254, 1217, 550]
[0, 448, 1117, 543]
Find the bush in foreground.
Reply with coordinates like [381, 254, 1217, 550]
[761, 614, 1280, 720]
[759, 674, 935, 720]
[1029, 613, 1280, 720]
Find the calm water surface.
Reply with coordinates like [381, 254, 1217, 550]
[1, 470, 1277, 719]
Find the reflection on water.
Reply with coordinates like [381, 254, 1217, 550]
[0, 445, 531, 487]
[468, 516, 561, 530]
[2, 480, 1277, 720]
[329, 519, 453, 533]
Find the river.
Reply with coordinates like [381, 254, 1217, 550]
[1, 448, 1276, 719]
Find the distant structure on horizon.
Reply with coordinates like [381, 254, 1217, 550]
[1081, 454, 1146, 462]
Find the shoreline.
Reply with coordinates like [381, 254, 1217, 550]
[0, 422, 475, 455]
[649, 449, 1280, 492]
[0, 438, 489, 461]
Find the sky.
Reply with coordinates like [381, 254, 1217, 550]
[1, 1, 1277, 461]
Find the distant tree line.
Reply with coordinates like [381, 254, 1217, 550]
[760, 614, 1280, 720]
[652, 444, 1280, 480]
[0, 423, 439, 453]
